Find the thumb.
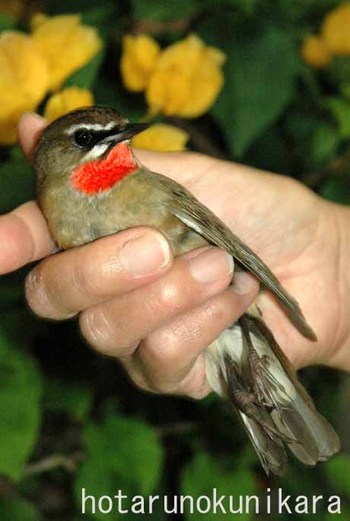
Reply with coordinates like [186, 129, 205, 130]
[17, 113, 47, 160]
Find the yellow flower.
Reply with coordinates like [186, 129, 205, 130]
[0, 31, 49, 144]
[44, 87, 94, 122]
[31, 14, 102, 90]
[121, 34, 160, 92]
[322, 3, 350, 55]
[301, 35, 332, 68]
[131, 123, 189, 151]
[146, 34, 225, 118]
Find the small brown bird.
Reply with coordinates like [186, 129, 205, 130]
[33, 106, 340, 475]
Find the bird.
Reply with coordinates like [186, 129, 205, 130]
[33, 106, 340, 475]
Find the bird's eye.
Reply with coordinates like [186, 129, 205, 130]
[73, 129, 94, 148]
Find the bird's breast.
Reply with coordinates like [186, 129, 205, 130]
[40, 169, 207, 253]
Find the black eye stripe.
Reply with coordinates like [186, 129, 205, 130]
[72, 127, 118, 149]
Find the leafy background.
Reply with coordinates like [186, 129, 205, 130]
[0, 0, 350, 519]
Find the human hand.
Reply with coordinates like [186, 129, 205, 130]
[4, 113, 259, 399]
[2, 113, 349, 399]
[136, 148, 350, 373]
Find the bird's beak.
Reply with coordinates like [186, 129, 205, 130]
[101, 123, 150, 146]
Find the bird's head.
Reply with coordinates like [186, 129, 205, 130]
[34, 106, 148, 196]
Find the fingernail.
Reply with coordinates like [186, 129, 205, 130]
[120, 231, 171, 275]
[232, 271, 259, 295]
[189, 247, 233, 283]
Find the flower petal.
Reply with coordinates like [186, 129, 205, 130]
[145, 34, 225, 118]
[301, 35, 332, 68]
[32, 14, 102, 90]
[131, 123, 189, 151]
[44, 87, 94, 122]
[120, 34, 160, 92]
[322, 4, 350, 55]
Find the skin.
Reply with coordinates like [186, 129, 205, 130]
[1, 113, 349, 400]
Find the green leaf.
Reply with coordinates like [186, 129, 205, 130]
[95, 78, 145, 121]
[0, 157, 34, 214]
[0, 498, 38, 521]
[44, 378, 92, 422]
[328, 56, 350, 88]
[0, 331, 42, 480]
[210, 22, 300, 157]
[0, 274, 24, 308]
[244, 126, 292, 174]
[328, 97, 350, 139]
[310, 122, 339, 165]
[81, 3, 117, 29]
[64, 48, 105, 91]
[181, 451, 256, 520]
[206, 0, 259, 15]
[321, 177, 350, 205]
[75, 411, 163, 519]
[324, 454, 350, 497]
[0, 12, 16, 31]
[44, 0, 114, 17]
[132, 0, 196, 22]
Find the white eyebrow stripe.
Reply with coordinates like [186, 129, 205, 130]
[65, 121, 116, 135]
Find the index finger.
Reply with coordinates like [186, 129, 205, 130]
[0, 201, 56, 274]
[0, 113, 54, 274]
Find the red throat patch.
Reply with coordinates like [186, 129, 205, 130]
[71, 142, 138, 195]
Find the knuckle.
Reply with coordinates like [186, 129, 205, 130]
[25, 265, 57, 318]
[145, 374, 178, 395]
[79, 308, 114, 354]
[131, 375, 154, 394]
[146, 327, 181, 366]
[156, 280, 188, 315]
[79, 308, 138, 357]
[147, 356, 209, 398]
[175, 359, 210, 399]
[24, 269, 41, 312]
[122, 365, 152, 393]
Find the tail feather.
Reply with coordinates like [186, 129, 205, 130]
[240, 414, 287, 476]
[243, 314, 341, 463]
[205, 315, 340, 475]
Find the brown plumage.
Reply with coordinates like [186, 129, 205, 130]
[33, 107, 340, 475]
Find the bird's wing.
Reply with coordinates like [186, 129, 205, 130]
[152, 171, 316, 341]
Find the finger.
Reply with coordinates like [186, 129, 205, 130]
[18, 112, 47, 159]
[79, 251, 258, 359]
[134, 281, 259, 398]
[79, 246, 235, 356]
[0, 201, 56, 275]
[25, 227, 173, 319]
[121, 351, 210, 400]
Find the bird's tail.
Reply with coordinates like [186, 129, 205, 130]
[205, 313, 340, 475]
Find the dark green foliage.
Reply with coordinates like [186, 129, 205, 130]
[0, 12, 16, 31]
[0, 155, 35, 213]
[0, 498, 38, 520]
[75, 411, 163, 519]
[0, 0, 349, 519]
[0, 333, 42, 480]
[181, 451, 256, 520]
[210, 22, 300, 157]
[131, 0, 197, 22]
